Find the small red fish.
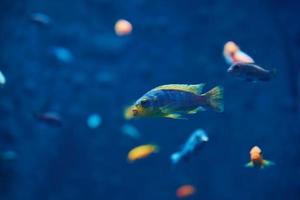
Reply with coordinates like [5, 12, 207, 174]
[176, 185, 196, 198]
[34, 112, 63, 127]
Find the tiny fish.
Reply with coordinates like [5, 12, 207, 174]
[245, 146, 274, 169]
[0, 70, 6, 86]
[227, 62, 276, 82]
[223, 41, 254, 65]
[171, 129, 208, 164]
[127, 144, 159, 162]
[124, 84, 224, 120]
[30, 12, 51, 26]
[51, 47, 73, 63]
[87, 114, 102, 129]
[115, 19, 132, 36]
[176, 185, 196, 198]
[121, 124, 141, 139]
[34, 111, 63, 127]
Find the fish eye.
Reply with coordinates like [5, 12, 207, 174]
[140, 99, 150, 107]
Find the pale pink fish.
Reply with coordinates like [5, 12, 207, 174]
[223, 41, 254, 65]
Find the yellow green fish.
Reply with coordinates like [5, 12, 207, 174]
[124, 84, 224, 119]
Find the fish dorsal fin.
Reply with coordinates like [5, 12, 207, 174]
[188, 84, 205, 95]
[152, 84, 205, 95]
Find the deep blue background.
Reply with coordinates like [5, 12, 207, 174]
[0, 0, 299, 199]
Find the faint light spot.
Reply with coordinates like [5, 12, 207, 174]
[51, 47, 73, 63]
[30, 12, 51, 26]
[121, 124, 140, 139]
[0, 70, 6, 85]
[87, 114, 102, 129]
[0, 150, 17, 160]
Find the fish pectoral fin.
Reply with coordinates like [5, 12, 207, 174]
[187, 106, 206, 114]
[262, 160, 275, 167]
[164, 113, 187, 120]
[160, 103, 176, 114]
[245, 161, 254, 168]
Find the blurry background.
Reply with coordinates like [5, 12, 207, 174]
[0, 0, 299, 199]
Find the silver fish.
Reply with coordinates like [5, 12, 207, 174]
[171, 129, 209, 164]
[227, 62, 276, 82]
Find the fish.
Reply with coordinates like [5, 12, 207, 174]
[34, 111, 63, 127]
[223, 41, 254, 65]
[124, 84, 224, 120]
[0, 70, 6, 86]
[127, 144, 159, 162]
[115, 19, 133, 36]
[227, 62, 276, 82]
[176, 185, 196, 198]
[245, 146, 274, 169]
[30, 12, 51, 26]
[86, 114, 102, 129]
[171, 129, 208, 164]
[51, 47, 73, 63]
[121, 124, 141, 139]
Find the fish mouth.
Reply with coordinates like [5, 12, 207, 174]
[132, 108, 138, 116]
[124, 105, 140, 120]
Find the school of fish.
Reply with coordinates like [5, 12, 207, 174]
[123, 40, 277, 198]
[0, 13, 278, 199]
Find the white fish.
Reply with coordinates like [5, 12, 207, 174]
[171, 129, 209, 164]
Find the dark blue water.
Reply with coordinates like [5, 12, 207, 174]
[0, 0, 299, 199]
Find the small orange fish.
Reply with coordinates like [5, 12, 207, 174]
[176, 185, 196, 198]
[245, 146, 274, 169]
[127, 144, 159, 162]
[115, 19, 132, 36]
[223, 41, 254, 65]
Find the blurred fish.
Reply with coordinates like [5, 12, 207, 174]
[171, 129, 208, 164]
[115, 19, 132, 36]
[121, 124, 141, 139]
[87, 114, 102, 129]
[124, 84, 224, 120]
[223, 41, 254, 65]
[227, 62, 276, 82]
[245, 146, 274, 169]
[0, 150, 17, 161]
[176, 185, 196, 198]
[127, 144, 159, 162]
[51, 47, 73, 63]
[34, 111, 63, 127]
[30, 12, 51, 26]
[0, 70, 6, 86]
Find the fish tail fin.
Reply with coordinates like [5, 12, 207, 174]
[204, 86, 224, 112]
[245, 161, 254, 168]
[152, 145, 160, 153]
[262, 159, 275, 168]
[270, 69, 277, 78]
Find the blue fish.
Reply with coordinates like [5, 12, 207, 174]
[124, 84, 224, 119]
